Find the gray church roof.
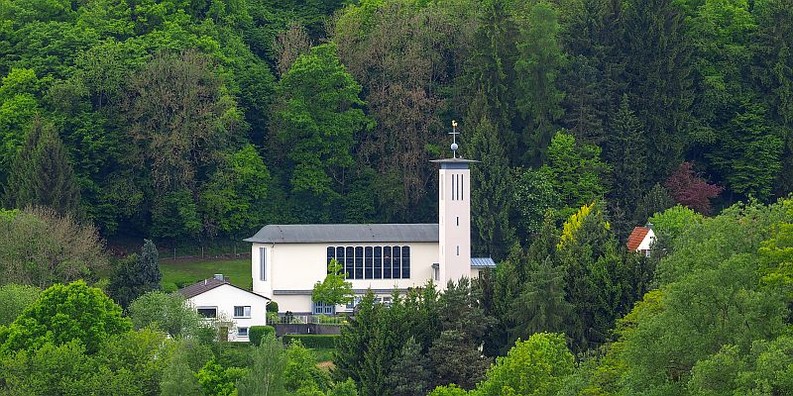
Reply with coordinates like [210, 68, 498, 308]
[244, 224, 440, 244]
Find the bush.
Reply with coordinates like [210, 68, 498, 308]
[282, 334, 339, 349]
[266, 301, 279, 313]
[249, 326, 275, 346]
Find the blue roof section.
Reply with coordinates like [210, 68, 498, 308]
[244, 224, 439, 244]
[471, 257, 497, 268]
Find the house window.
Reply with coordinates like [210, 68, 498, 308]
[238, 327, 249, 337]
[259, 247, 266, 281]
[234, 306, 251, 318]
[197, 307, 217, 318]
[313, 301, 335, 315]
[456, 245, 460, 256]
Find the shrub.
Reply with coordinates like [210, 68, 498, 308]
[266, 301, 279, 313]
[249, 326, 275, 346]
[282, 334, 339, 349]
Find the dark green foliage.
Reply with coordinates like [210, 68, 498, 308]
[283, 334, 340, 349]
[468, 112, 515, 260]
[384, 337, 431, 396]
[108, 239, 162, 308]
[248, 325, 275, 346]
[4, 117, 81, 216]
[622, 0, 695, 183]
[632, 183, 675, 226]
[272, 42, 374, 223]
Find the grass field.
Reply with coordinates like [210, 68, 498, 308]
[160, 258, 251, 292]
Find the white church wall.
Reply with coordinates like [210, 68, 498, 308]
[252, 242, 438, 313]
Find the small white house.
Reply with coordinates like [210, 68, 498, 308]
[178, 275, 270, 342]
[627, 226, 657, 257]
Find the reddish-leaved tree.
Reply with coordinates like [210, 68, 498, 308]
[664, 162, 722, 214]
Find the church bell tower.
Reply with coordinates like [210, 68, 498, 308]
[431, 120, 477, 289]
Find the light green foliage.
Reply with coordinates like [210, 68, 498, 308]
[0, 340, 101, 395]
[512, 166, 561, 238]
[273, 42, 374, 221]
[95, 328, 169, 395]
[475, 332, 575, 396]
[610, 199, 793, 394]
[545, 132, 610, 218]
[648, 205, 704, 248]
[237, 334, 288, 396]
[0, 284, 40, 326]
[160, 338, 213, 396]
[428, 384, 469, 396]
[197, 358, 248, 396]
[0, 206, 107, 288]
[285, 340, 330, 393]
[0, 280, 131, 354]
[312, 259, 354, 307]
[0, 68, 41, 179]
[127, 290, 204, 338]
[328, 378, 360, 396]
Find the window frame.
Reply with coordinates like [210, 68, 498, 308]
[197, 306, 218, 319]
[233, 305, 251, 318]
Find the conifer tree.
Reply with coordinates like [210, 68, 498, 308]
[108, 239, 162, 309]
[4, 117, 81, 216]
[467, 109, 515, 261]
[385, 337, 431, 396]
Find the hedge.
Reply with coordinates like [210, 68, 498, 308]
[282, 334, 339, 349]
[249, 326, 275, 346]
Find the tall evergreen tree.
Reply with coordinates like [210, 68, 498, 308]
[515, 2, 566, 166]
[622, 0, 695, 183]
[605, 94, 647, 235]
[384, 337, 431, 396]
[4, 117, 81, 216]
[108, 239, 162, 309]
[463, 0, 520, 160]
[467, 109, 515, 261]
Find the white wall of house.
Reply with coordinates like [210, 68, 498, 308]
[252, 242, 438, 313]
[186, 284, 269, 342]
[637, 229, 657, 254]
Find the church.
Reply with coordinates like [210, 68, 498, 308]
[244, 122, 495, 314]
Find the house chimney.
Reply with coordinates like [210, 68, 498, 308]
[214, 274, 224, 281]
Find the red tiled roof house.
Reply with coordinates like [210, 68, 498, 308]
[627, 226, 657, 257]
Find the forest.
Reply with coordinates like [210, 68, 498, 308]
[1, 0, 792, 394]
[0, 0, 790, 250]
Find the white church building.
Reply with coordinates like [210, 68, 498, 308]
[244, 124, 495, 315]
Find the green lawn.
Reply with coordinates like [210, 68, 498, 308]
[160, 258, 251, 292]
